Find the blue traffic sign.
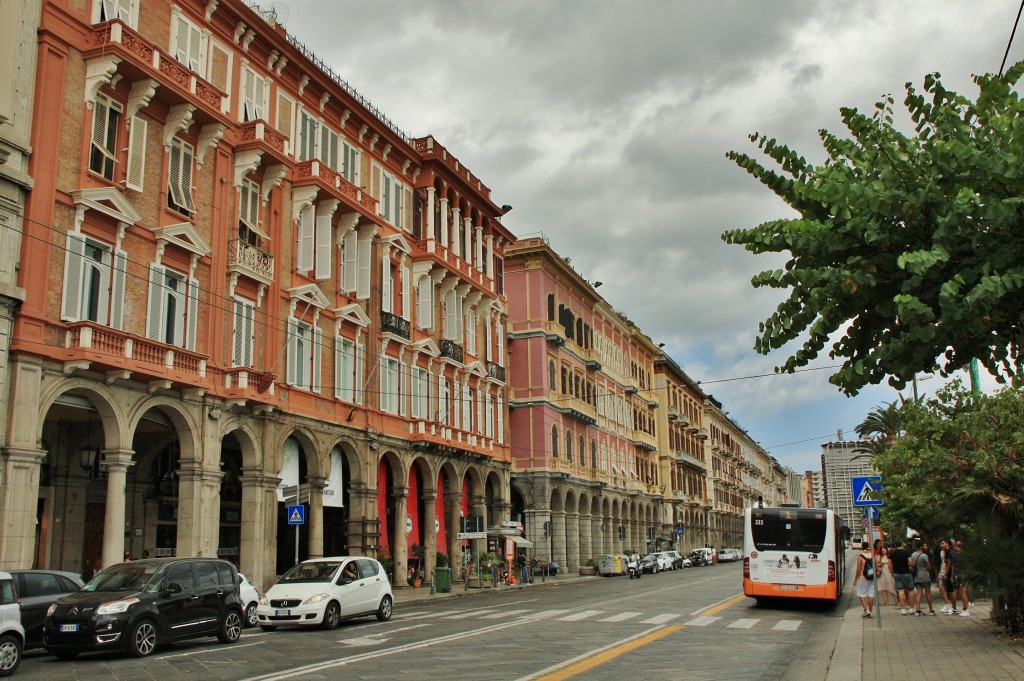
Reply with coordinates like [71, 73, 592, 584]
[864, 506, 880, 519]
[851, 476, 883, 507]
[287, 504, 305, 525]
[676, 524, 685, 536]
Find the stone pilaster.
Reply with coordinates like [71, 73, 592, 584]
[100, 449, 135, 569]
[0, 446, 46, 569]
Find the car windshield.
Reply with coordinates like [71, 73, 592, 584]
[279, 561, 341, 583]
[83, 562, 161, 592]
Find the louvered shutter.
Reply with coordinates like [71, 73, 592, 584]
[370, 165, 382, 210]
[243, 68, 255, 121]
[312, 326, 323, 394]
[277, 92, 293, 150]
[185, 278, 200, 351]
[403, 185, 413, 232]
[314, 211, 331, 279]
[286, 318, 298, 385]
[125, 116, 146, 191]
[381, 258, 392, 314]
[398, 362, 407, 417]
[416, 276, 431, 329]
[296, 205, 314, 272]
[486, 319, 494, 362]
[168, 141, 185, 209]
[146, 265, 165, 340]
[232, 299, 245, 366]
[61, 232, 87, 321]
[180, 142, 196, 212]
[342, 230, 358, 293]
[356, 231, 372, 299]
[401, 263, 410, 318]
[110, 249, 128, 329]
[334, 338, 346, 400]
[354, 339, 364, 403]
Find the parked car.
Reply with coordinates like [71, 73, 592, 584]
[10, 570, 84, 650]
[691, 548, 716, 566]
[640, 553, 673, 574]
[0, 571, 25, 677]
[238, 574, 260, 628]
[44, 557, 243, 659]
[660, 550, 688, 569]
[717, 548, 741, 563]
[257, 556, 393, 631]
[688, 549, 709, 567]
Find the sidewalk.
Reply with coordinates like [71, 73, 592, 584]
[829, 591, 1024, 681]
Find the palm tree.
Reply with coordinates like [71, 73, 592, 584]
[853, 401, 904, 460]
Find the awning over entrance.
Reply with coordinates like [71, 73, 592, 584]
[506, 535, 533, 547]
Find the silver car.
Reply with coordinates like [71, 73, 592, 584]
[0, 570, 25, 677]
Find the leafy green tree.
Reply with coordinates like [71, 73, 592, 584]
[873, 381, 1024, 632]
[724, 62, 1024, 396]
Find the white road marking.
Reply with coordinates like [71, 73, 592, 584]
[684, 615, 721, 627]
[773, 620, 802, 631]
[482, 609, 531, 619]
[727, 618, 760, 629]
[444, 609, 499, 619]
[558, 610, 604, 621]
[159, 641, 262, 659]
[599, 611, 643, 622]
[640, 613, 681, 624]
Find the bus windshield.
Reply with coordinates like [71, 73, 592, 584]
[750, 510, 828, 553]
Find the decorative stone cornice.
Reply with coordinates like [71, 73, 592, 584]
[291, 185, 319, 222]
[84, 57, 121, 108]
[126, 79, 158, 120]
[233, 148, 263, 187]
[163, 104, 196, 148]
[261, 164, 287, 203]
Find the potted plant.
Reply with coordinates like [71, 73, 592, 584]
[410, 544, 427, 587]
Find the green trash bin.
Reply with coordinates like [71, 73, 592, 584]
[435, 567, 452, 593]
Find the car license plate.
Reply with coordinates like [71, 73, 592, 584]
[60, 624, 80, 632]
[275, 609, 290, 616]
[777, 585, 799, 591]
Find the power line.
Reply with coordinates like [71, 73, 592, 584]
[698, 364, 842, 385]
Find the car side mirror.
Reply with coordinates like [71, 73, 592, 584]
[162, 582, 183, 597]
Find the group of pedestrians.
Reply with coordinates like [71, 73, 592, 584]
[853, 537, 973, 618]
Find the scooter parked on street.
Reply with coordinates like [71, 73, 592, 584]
[627, 554, 642, 579]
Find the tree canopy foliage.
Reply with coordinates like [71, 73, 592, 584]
[871, 382, 1024, 632]
[724, 61, 1024, 395]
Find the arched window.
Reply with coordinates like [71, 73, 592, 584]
[591, 440, 597, 468]
[551, 426, 559, 458]
[547, 293, 555, 321]
[566, 431, 573, 463]
[548, 360, 557, 390]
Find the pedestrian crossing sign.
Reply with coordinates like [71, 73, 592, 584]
[851, 476, 883, 507]
[287, 504, 305, 525]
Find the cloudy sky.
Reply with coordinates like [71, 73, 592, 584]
[277, 0, 1021, 473]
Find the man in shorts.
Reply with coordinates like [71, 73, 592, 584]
[888, 540, 914, 614]
[910, 541, 936, 615]
[854, 541, 875, 618]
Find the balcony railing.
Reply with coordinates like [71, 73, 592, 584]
[440, 339, 464, 363]
[293, 160, 376, 214]
[486, 362, 506, 382]
[381, 311, 411, 340]
[227, 239, 274, 283]
[238, 119, 290, 163]
[64, 322, 207, 383]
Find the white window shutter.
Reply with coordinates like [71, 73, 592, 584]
[402, 185, 414, 232]
[381, 258, 392, 314]
[444, 291, 458, 340]
[61, 232, 87, 322]
[297, 205, 314, 272]
[286, 318, 298, 385]
[146, 265, 165, 340]
[401, 263, 410, 318]
[181, 142, 196, 212]
[356, 231, 372, 299]
[312, 326, 323, 394]
[125, 116, 147, 191]
[185, 277, 200, 351]
[314, 211, 331, 279]
[110, 249, 128, 329]
[398, 362, 407, 417]
[354, 339, 364, 404]
[486, 320, 493, 362]
[496, 321, 505, 363]
[334, 338, 345, 400]
[343, 230, 358, 293]
[370, 164, 382, 208]
[232, 300, 245, 366]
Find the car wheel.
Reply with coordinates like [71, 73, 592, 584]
[653, 565, 659, 574]
[53, 651, 79, 661]
[244, 602, 258, 628]
[0, 634, 22, 677]
[218, 608, 243, 643]
[321, 601, 341, 630]
[259, 625, 278, 632]
[126, 619, 158, 658]
[376, 595, 393, 622]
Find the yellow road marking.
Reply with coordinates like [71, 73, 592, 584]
[534, 625, 684, 681]
[700, 594, 748, 617]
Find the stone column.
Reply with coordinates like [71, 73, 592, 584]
[439, 198, 449, 248]
[474, 224, 483, 271]
[392, 486, 409, 587]
[451, 206, 461, 256]
[307, 475, 326, 559]
[425, 186, 436, 244]
[100, 449, 135, 569]
[579, 512, 592, 565]
[0, 446, 46, 569]
[176, 460, 222, 558]
[445, 488, 462, 569]
[346, 483, 377, 554]
[551, 509, 567, 567]
[565, 510, 580, 573]
[240, 468, 276, 590]
[422, 489, 437, 576]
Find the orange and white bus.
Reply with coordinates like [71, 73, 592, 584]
[742, 506, 846, 606]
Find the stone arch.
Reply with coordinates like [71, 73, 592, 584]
[125, 395, 201, 465]
[38, 379, 129, 452]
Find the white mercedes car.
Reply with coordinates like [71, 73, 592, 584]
[256, 557, 393, 631]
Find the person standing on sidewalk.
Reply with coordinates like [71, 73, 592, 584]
[854, 541, 875, 618]
[911, 541, 936, 615]
[952, 541, 971, 616]
[876, 547, 898, 606]
[888, 541, 915, 615]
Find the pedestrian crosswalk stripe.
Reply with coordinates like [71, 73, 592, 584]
[640, 614, 681, 624]
[444, 609, 499, 619]
[685, 615, 721, 627]
[559, 610, 604, 621]
[727, 618, 759, 629]
[531, 610, 571, 620]
[773, 620, 801, 631]
[482, 609, 530, 619]
[599, 612, 643, 622]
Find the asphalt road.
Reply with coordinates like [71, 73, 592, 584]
[17, 562, 845, 681]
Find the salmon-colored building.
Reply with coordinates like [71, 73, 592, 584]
[504, 237, 664, 571]
[0, 0, 516, 590]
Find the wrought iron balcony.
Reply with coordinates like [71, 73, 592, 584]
[440, 339, 464, 363]
[486, 362, 506, 382]
[381, 311, 411, 340]
[227, 239, 274, 284]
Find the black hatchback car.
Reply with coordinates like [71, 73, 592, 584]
[43, 557, 243, 659]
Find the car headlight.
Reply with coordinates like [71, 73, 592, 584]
[302, 593, 330, 605]
[47, 603, 58, 617]
[96, 597, 139, 615]
[259, 595, 269, 606]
